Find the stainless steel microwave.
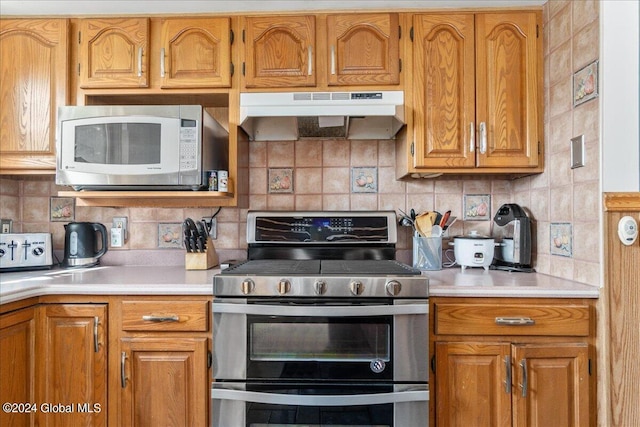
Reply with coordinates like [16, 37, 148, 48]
[56, 105, 228, 190]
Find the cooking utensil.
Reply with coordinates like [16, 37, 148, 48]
[415, 213, 435, 237]
[440, 210, 451, 228]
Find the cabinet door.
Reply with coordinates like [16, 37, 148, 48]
[412, 14, 476, 169]
[0, 19, 68, 173]
[79, 18, 149, 88]
[160, 18, 231, 88]
[326, 13, 399, 86]
[243, 15, 316, 88]
[40, 304, 107, 427]
[435, 341, 512, 427]
[475, 12, 540, 168]
[120, 337, 208, 427]
[0, 307, 37, 427]
[512, 343, 589, 427]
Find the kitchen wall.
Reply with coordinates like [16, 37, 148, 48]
[0, 0, 601, 288]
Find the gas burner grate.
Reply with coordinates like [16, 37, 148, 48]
[221, 259, 321, 275]
[221, 259, 421, 276]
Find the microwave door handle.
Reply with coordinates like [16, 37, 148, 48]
[213, 303, 428, 317]
[211, 388, 429, 406]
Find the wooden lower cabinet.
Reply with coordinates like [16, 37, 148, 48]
[120, 337, 208, 427]
[435, 341, 589, 427]
[431, 297, 594, 427]
[0, 307, 37, 427]
[39, 304, 108, 427]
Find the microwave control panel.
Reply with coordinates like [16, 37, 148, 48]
[179, 119, 198, 171]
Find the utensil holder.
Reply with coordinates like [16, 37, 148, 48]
[412, 235, 442, 271]
[185, 237, 219, 270]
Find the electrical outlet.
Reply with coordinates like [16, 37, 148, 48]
[112, 216, 128, 243]
[0, 219, 12, 233]
[571, 135, 585, 169]
[202, 217, 217, 239]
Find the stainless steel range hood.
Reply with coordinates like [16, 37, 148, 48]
[239, 91, 404, 141]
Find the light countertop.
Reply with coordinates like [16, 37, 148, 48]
[0, 265, 599, 306]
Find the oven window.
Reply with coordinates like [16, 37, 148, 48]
[74, 123, 161, 165]
[250, 321, 390, 362]
[246, 384, 392, 427]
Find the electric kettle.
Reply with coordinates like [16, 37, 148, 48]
[63, 222, 108, 268]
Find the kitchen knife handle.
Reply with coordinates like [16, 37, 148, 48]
[469, 122, 475, 152]
[137, 47, 143, 77]
[121, 352, 127, 388]
[142, 315, 180, 322]
[308, 46, 313, 76]
[479, 122, 487, 154]
[160, 47, 165, 77]
[93, 316, 99, 353]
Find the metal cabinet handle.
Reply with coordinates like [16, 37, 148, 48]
[495, 317, 535, 326]
[479, 122, 487, 154]
[137, 47, 143, 77]
[121, 352, 127, 388]
[469, 122, 475, 152]
[214, 302, 428, 317]
[504, 355, 512, 394]
[331, 45, 336, 75]
[142, 315, 179, 322]
[307, 46, 313, 76]
[93, 316, 99, 353]
[160, 47, 165, 78]
[519, 358, 528, 397]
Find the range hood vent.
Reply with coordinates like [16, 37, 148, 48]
[240, 91, 404, 141]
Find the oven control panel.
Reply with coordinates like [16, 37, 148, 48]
[247, 211, 397, 244]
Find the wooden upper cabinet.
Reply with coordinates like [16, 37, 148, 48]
[326, 13, 400, 86]
[412, 12, 541, 172]
[0, 19, 68, 173]
[160, 18, 231, 88]
[475, 13, 540, 168]
[243, 15, 316, 88]
[413, 14, 476, 169]
[79, 18, 149, 88]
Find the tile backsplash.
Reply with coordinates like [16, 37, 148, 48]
[0, 0, 601, 287]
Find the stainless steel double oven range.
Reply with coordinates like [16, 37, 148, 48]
[212, 211, 429, 427]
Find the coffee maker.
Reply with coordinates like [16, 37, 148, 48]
[491, 203, 534, 272]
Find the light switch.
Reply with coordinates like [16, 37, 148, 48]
[571, 135, 585, 169]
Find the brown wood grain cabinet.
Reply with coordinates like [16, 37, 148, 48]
[39, 304, 108, 427]
[408, 11, 543, 175]
[242, 13, 400, 89]
[0, 307, 37, 427]
[431, 297, 594, 427]
[0, 19, 69, 174]
[117, 298, 210, 427]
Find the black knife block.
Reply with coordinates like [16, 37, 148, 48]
[185, 237, 219, 270]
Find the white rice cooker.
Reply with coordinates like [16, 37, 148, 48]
[450, 232, 497, 271]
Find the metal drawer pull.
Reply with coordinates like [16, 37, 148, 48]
[93, 316, 99, 353]
[495, 317, 535, 326]
[469, 122, 475, 152]
[504, 355, 511, 394]
[479, 121, 487, 154]
[307, 46, 313, 76]
[121, 352, 127, 388]
[137, 47, 143, 77]
[160, 47, 166, 77]
[211, 388, 429, 406]
[142, 315, 180, 322]
[214, 303, 428, 317]
[519, 359, 528, 397]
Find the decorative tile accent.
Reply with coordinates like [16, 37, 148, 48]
[573, 60, 598, 107]
[550, 222, 573, 257]
[351, 167, 377, 193]
[158, 223, 183, 249]
[463, 194, 491, 221]
[49, 197, 75, 222]
[268, 168, 294, 193]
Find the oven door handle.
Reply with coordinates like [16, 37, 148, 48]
[211, 387, 429, 406]
[213, 303, 428, 317]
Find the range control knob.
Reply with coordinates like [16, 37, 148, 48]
[278, 279, 291, 295]
[314, 280, 327, 295]
[241, 279, 255, 295]
[350, 280, 364, 296]
[385, 280, 402, 296]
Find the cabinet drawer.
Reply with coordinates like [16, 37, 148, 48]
[121, 300, 208, 332]
[434, 303, 590, 336]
